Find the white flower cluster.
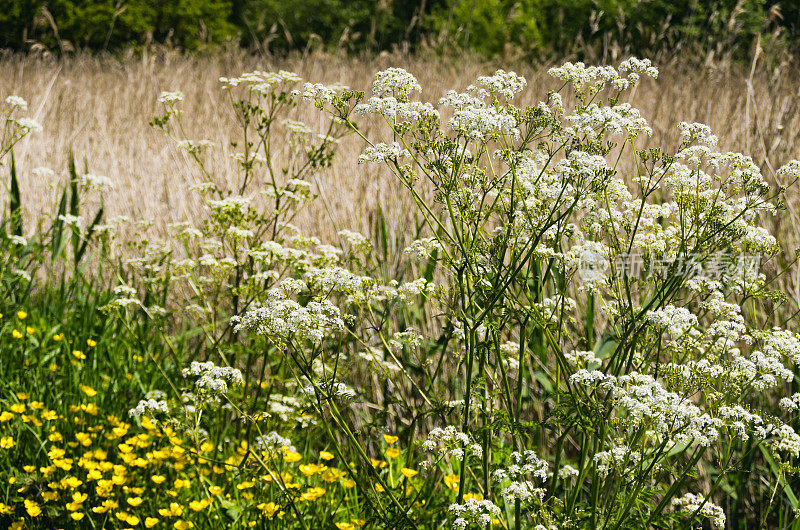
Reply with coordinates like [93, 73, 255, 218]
[177, 139, 214, 155]
[548, 58, 657, 93]
[371, 67, 422, 100]
[232, 292, 345, 344]
[128, 398, 169, 418]
[58, 214, 83, 229]
[158, 91, 184, 104]
[678, 122, 718, 148]
[779, 393, 800, 411]
[533, 296, 577, 324]
[301, 82, 348, 106]
[219, 70, 301, 95]
[5, 95, 27, 110]
[422, 426, 483, 460]
[593, 446, 641, 478]
[13, 117, 42, 134]
[206, 195, 251, 217]
[645, 305, 698, 336]
[564, 350, 600, 367]
[555, 151, 610, 193]
[671, 492, 726, 528]
[448, 105, 519, 142]
[338, 229, 373, 254]
[255, 431, 296, 455]
[358, 142, 410, 164]
[355, 97, 439, 123]
[565, 103, 652, 139]
[493, 450, 549, 503]
[449, 498, 501, 529]
[78, 172, 112, 190]
[472, 69, 526, 99]
[403, 237, 441, 261]
[182, 361, 243, 394]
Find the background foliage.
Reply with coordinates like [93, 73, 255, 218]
[0, 0, 798, 59]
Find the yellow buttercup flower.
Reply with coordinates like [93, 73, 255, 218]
[464, 492, 483, 501]
[72, 350, 86, 360]
[24, 499, 41, 517]
[11, 329, 23, 339]
[145, 517, 160, 528]
[80, 385, 97, 397]
[87, 339, 97, 347]
[301, 486, 326, 501]
[336, 523, 355, 530]
[158, 502, 183, 517]
[401, 467, 418, 478]
[192, 499, 211, 511]
[53, 333, 64, 341]
[26, 326, 35, 334]
[383, 434, 399, 444]
[70, 512, 85, 521]
[127, 496, 143, 507]
[151, 474, 167, 484]
[17, 310, 27, 320]
[320, 450, 334, 460]
[444, 473, 459, 491]
[259, 501, 282, 517]
[208, 485, 223, 495]
[0, 436, 15, 449]
[283, 450, 302, 463]
[174, 521, 194, 530]
[386, 447, 400, 459]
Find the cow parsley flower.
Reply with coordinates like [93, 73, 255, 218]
[371, 68, 421, 100]
[448, 498, 501, 529]
[672, 492, 725, 528]
[182, 361, 243, 395]
[423, 426, 483, 460]
[5, 96, 27, 110]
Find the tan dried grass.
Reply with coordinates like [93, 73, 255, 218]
[2, 50, 799, 300]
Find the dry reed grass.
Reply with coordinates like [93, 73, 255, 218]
[1, 49, 800, 302]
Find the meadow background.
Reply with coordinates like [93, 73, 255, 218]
[2, 1, 800, 529]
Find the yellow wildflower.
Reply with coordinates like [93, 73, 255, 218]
[283, 450, 302, 463]
[401, 467, 418, 478]
[444, 474, 459, 491]
[24, 499, 41, 517]
[127, 497, 143, 507]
